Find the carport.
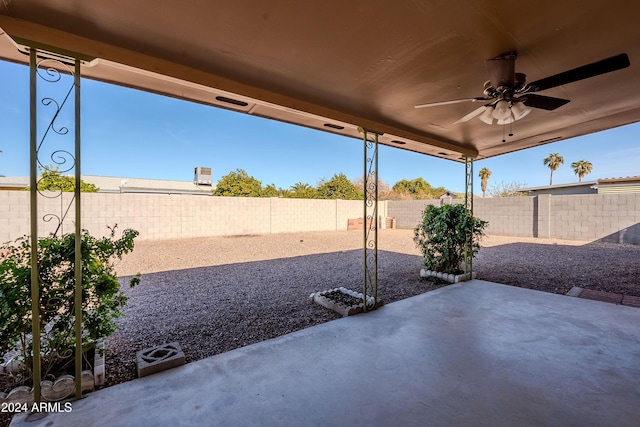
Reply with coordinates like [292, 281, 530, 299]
[1, 1, 639, 424]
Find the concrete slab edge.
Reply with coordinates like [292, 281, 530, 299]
[566, 286, 584, 297]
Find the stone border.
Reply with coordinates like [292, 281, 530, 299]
[0, 340, 106, 406]
[92, 339, 106, 387]
[420, 269, 476, 283]
[310, 287, 383, 317]
[0, 371, 94, 406]
[566, 286, 640, 308]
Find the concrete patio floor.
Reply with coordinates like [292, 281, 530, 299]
[11, 280, 640, 427]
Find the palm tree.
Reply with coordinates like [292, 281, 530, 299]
[543, 153, 564, 185]
[478, 167, 491, 198]
[291, 182, 312, 192]
[571, 160, 593, 182]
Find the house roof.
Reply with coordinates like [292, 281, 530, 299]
[523, 181, 598, 192]
[82, 175, 213, 194]
[523, 176, 640, 193]
[0, 175, 214, 194]
[598, 176, 640, 184]
[1, 1, 638, 162]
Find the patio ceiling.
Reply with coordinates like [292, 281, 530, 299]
[0, 1, 638, 161]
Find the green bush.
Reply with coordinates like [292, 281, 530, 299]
[413, 204, 487, 274]
[316, 173, 362, 200]
[27, 167, 100, 193]
[0, 228, 139, 385]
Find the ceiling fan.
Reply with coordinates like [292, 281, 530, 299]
[415, 52, 630, 125]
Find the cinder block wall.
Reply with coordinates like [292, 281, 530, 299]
[270, 198, 362, 233]
[549, 194, 640, 243]
[388, 194, 640, 245]
[0, 191, 366, 242]
[3, 191, 638, 244]
[386, 200, 440, 229]
[474, 196, 537, 238]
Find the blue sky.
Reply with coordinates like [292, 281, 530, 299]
[1, 60, 638, 194]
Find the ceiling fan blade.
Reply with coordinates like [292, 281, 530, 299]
[529, 53, 630, 91]
[414, 97, 487, 109]
[453, 106, 488, 124]
[484, 56, 516, 88]
[522, 94, 570, 110]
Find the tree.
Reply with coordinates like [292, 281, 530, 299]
[478, 167, 491, 198]
[571, 160, 593, 182]
[487, 180, 528, 197]
[260, 183, 281, 197]
[287, 182, 318, 199]
[34, 167, 99, 192]
[392, 178, 447, 199]
[543, 153, 564, 185]
[393, 178, 430, 197]
[352, 177, 392, 200]
[316, 173, 362, 200]
[213, 169, 262, 197]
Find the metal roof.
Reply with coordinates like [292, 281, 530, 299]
[0, 175, 214, 194]
[1, 1, 639, 162]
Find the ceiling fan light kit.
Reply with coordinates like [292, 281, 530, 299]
[510, 101, 531, 120]
[478, 107, 495, 125]
[414, 52, 630, 131]
[492, 100, 511, 120]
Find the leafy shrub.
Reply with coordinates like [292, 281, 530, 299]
[0, 228, 139, 386]
[413, 204, 487, 274]
[316, 173, 362, 200]
[27, 167, 100, 192]
[213, 169, 262, 197]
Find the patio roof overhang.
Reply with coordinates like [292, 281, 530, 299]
[0, 1, 639, 161]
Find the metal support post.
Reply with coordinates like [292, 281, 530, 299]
[73, 59, 83, 399]
[464, 157, 474, 277]
[361, 127, 380, 311]
[28, 45, 41, 406]
[26, 41, 85, 404]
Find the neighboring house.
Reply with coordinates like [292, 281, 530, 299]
[0, 175, 215, 195]
[524, 181, 598, 196]
[439, 191, 459, 199]
[0, 176, 29, 191]
[596, 176, 640, 194]
[524, 176, 640, 195]
[82, 175, 214, 195]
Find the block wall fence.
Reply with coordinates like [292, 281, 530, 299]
[0, 191, 382, 242]
[1, 191, 639, 244]
[388, 193, 640, 245]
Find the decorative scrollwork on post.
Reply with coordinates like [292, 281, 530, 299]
[35, 59, 78, 237]
[29, 46, 83, 404]
[361, 127, 380, 311]
[464, 157, 474, 277]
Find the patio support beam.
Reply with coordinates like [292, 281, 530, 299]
[25, 40, 86, 405]
[361, 127, 380, 311]
[73, 59, 82, 399]
[464, 157, 474, 277]
[29, 45, 42, 406]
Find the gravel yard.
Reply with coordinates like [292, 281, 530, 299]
[104, 229, 640, 388]
[106, 229, 439, 387]
[2, 228, 639, 418]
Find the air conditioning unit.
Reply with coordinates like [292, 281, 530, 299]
[194, 167, 212, 186]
